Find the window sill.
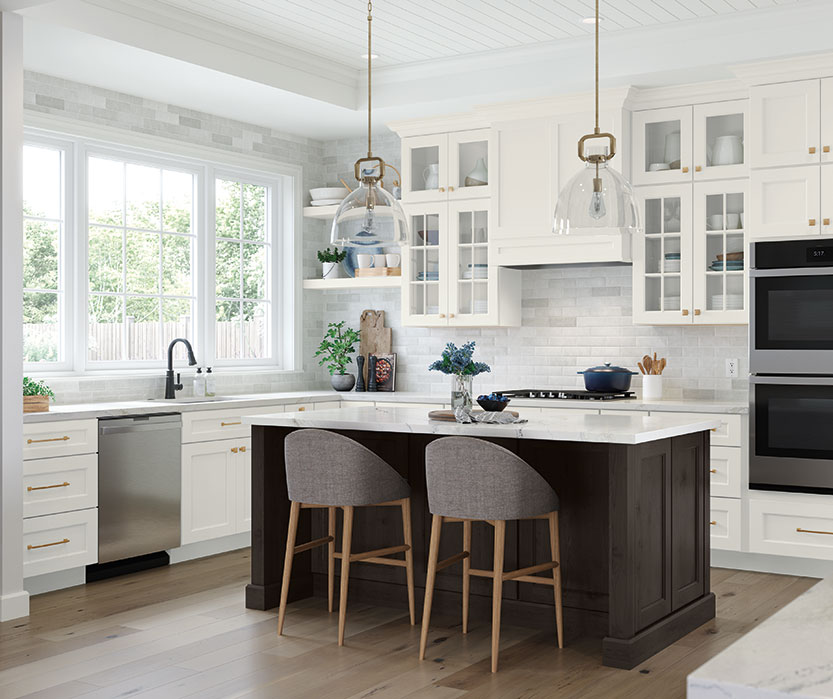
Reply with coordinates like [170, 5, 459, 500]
[26, 367, 304, 380]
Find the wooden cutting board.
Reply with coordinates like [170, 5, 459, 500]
[359, 310, 392, 384]
[428, 409, 520, 422]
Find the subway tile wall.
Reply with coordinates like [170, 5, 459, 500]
[26, 73, 748, 404]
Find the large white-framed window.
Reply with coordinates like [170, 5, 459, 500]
[23, 136, 73, 371]
[23, 127, 297, 374]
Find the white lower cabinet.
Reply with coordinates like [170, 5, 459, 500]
[181, 437, 250, 545]
[23, 508, 98, 577]
[710, 497, 741, 552]
[708, 445, 742, 499]
[23, 453, 98, 518]
[750, 496, 833, 560]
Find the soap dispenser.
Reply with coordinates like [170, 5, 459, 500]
[193, 367, 205, 397]
[205, 367, 216, 397]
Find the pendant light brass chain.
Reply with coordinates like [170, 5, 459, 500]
[594, 0, 599, 135]
[367, 0, 373, 158]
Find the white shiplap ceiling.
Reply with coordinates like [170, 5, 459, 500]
[146, 0, 807, 69]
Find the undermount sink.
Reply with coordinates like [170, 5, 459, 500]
[147, 396, 237, 403]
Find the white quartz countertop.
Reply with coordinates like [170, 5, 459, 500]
[22, 389, 747, 423]
[688, 575, 829, 698]
[242, 405, 721, 445]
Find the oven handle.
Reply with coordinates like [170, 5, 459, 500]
[751, 375, 833, 386]
[751, 267, 833, 278]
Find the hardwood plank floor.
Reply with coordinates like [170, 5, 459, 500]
[0, 549, 817, 699]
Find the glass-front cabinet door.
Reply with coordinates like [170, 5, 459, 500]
[448, 201, 491, 325]
[634, 185, 692, 323]
[693, 100, 748, 181]
[447, 130, 491, 200]
[401, 134, 448, 203]
[401, 202, 449, 326]
[693, 181, 748, 324]
[632, 106, 693, 186]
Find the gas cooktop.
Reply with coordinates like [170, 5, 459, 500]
[496, 389, 636, 401]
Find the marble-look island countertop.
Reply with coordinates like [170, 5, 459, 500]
[243, 405, 720, 444]
[688, 575, 829, 698]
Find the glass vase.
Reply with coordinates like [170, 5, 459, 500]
[450, 374, 473, 411]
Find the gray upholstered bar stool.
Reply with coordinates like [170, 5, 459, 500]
[278, 429, 415, 646]
[419, 436, 563, 673]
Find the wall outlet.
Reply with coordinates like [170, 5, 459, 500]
[725, 358, 739, 378]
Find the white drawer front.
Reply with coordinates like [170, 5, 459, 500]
[672, 412, 742, 447]
[23, 419, 98, 460]
[343, 401, 375, 408]
[710, 497, 741, 551]
[376, 402, 445, 410]
[709, 446, 742, 499]
[314, 401, 342, 410]
[23, 454, 98, 518]
[541, 407, 600, 416]
[750, 499, 833, 560]
[598, 409, 648, 417]
[181, 408, 266, 443]
[23, 509, 97, 577]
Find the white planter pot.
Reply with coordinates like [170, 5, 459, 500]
[643, 375, 663, 401]
[322, 262, 340, 280]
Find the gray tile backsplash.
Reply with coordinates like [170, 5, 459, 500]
[25, 74, 749, 405]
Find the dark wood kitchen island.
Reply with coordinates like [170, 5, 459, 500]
[242, 406, 719, 669]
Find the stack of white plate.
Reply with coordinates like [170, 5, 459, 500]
[664, 296, 681, 310]
[473, 300, 488, 314]
[711, 294, 744, 310]
[462, 263, 488, 280]
[426, 305, 440, 315]
[309, 187, 349, 207]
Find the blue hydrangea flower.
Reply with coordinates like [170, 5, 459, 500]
[428, 341, 491, 377]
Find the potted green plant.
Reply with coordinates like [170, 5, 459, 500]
[317, 247, 347, 280]
[23, 377, 54, 413]
[315, 321, 361, 391]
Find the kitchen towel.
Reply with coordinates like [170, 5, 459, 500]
[453, 407, 528, 424]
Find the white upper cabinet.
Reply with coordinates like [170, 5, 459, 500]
[633, 101, 748, 186]
[821, 77, 833, 164]
[633, 106, 694, 186]
[750, 80, 820, 168]
[401, 130, 491, 203]
[750, 165, 821, 239]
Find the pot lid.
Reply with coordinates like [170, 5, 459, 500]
[581, 361, 634, 374]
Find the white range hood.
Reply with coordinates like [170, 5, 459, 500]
[493, 229, 632, 268]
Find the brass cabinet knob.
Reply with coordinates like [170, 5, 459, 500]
[810, 219, 817, 226]
[825, 218, 831, 226]
[438, 313, 446, 318]
[710, 521, 717, 526]
[810, 146, 817, 154]
[694, 309, 702, 316]
[681, 166, 689, 173]
[695, 165, 702, 172]
[448, 186, 455, 191]
[438, 186, 446, 192]
[231, 447, 238, 453]
[449, 313, 455, 318]
[682, 309, 690, 316]
[239, 446, 246, 452]
[298, 406, 305, 411]
[709, 469, 717, 474]
[825, 146, 831, 153]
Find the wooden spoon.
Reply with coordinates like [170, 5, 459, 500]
[658, 358, 666, 375]
[643, 355, 653, 375]
[638, 361, 647, 375]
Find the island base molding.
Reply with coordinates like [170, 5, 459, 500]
[248, 425, 713, 669]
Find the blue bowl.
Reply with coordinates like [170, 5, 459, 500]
[477, 397, 510, 412]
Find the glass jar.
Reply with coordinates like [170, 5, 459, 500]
[451, 374, 473, 411]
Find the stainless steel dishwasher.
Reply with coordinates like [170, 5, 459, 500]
[97, 414, 181, 565]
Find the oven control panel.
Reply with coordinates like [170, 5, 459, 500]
[753, 238, 833, 269]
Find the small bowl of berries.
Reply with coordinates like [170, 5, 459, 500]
[477, 393, 510, 412]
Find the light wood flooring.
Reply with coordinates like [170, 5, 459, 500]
[0, 549, 817, 699]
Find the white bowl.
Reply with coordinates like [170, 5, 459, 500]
[310, 187, 349, 201]
[648, 163, 670, 172]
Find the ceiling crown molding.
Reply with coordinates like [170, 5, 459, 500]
[730, 52, 833, 86]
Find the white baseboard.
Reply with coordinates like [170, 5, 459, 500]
[712, 549, 833, 578]
[0, 590, 30, 621]
[24, 567, 86, 596]
[167, 532, 251, 564]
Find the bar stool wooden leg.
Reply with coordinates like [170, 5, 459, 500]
[419, 514, 443, 661]
[462, 519, 471, 634]
[277, 500, 301, 636]
[491, 519, 506, 673]
[401, 498, 416, 626]
[549, 510, 564, 649]
[327, 506, 336, 613]
[337, 505, 354, 646]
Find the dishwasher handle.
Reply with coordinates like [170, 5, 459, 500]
[99, 413, 181, 436]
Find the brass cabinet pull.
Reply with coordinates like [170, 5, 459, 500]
[810, 146, 817, 154]
[695, 165, 702, 172]
[694, 309, 701, 316]
[439, 313, 446, 318]
[681, 309, 689, 316]
[231, 447, 238, 453]
[27, 436, 69, 444]
[239, 446, 247, 452]
[824, 146, 830, 153]
[796, 527, 833, 536]
[28, 538, 69, 550]
[681, 166, 689, 173]
[825, 219, 830, 226]
[27, 482, 70, 492]
[448, 186, 455, 191]
[297, 407, 306, 411]
[810, 219, 817, 226]
[711, 427, 718, 432]
[709, 469, 717, 474]
[449, 313, 455, 318]
[220, 421, 241, 427]
[709, 521, 717, 526]
[438, 186, 446, 192]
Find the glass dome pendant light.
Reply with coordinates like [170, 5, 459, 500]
[553, 0, 638, 236]
[331, 1, 408, 248]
